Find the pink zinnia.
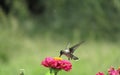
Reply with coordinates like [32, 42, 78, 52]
[96, 72, 104, 75]
[62, 60, 72, 71]
[108, 66, 119, 75]
[117, 67, 120, 74]
[41, 57, 72, 71]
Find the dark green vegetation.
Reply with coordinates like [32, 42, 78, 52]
[1, 0, 120, 41]
[0, 0, 120, 75]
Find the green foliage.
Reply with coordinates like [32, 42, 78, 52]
[0, 1, 120, 74]
[0, 40, 120, 75]
[1, 0, 120, 41]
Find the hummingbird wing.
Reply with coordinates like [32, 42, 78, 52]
[69, 41, 85, 53]
[65, 42, 70, 49]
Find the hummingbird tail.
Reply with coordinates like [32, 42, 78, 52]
[72, 55, 79, 60]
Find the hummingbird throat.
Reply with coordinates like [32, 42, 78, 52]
[64, 49, 70, 53]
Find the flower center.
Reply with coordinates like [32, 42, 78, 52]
[54, 57, 62, 60]
[118, 67, 120, 71]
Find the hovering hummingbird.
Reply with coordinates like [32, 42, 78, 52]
[59, 41, 84, 60]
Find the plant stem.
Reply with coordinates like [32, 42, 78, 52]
[54, 72, 58, 75]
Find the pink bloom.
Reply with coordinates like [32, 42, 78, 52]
[62, 60, 72, 71]
[96, 72, 104, 75]
[117, 67, 120, 74]
[51, 59, 63, 69]
[41, 57, 72, 71]
[108, 66, 119, 75]
[41, 57, 54, 67]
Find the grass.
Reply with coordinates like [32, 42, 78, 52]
[0, 29, 120, 75]
[0, 14, 120, 75]
[0, 3, 120, 74]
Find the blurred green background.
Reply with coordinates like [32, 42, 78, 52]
[0, 0, 120, 75]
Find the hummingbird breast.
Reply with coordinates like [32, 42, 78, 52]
[65, 49, 70, 53]
[63, 51, 71, 58]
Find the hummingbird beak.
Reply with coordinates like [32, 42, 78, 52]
[59, 50, 63, 57]
[59, 54, 62, 57]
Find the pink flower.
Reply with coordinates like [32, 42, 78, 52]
[41, 57, 72, 71]
[41, 57, 54, 67]
[96, 72, 104, 75]
[108, 66, 119, 75]
[117, 67, 120, 74]
[62, 60, 72, 71]
[96, 66, 120, 75]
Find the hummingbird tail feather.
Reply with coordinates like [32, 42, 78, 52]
[72, 55, 79, 60]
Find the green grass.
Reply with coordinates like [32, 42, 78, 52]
[0, 3, 120, 74]
[0, 29, 120, 75]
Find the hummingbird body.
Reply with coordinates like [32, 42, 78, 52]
[59, 41, 84, 60]
[61, 49, 71, 59]
[60, 49, 79, 60]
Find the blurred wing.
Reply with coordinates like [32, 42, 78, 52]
[69, 41, 85, 53]
[65, 42, 70, 49]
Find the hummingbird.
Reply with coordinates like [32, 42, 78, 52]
[59, 41, 84, 60]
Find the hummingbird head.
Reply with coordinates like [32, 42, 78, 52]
[59, 50, 64, 57]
